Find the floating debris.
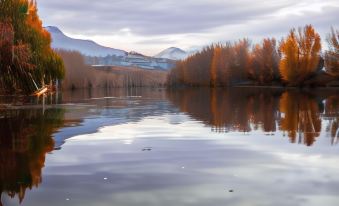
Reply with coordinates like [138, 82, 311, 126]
[142, 147, 152, 151]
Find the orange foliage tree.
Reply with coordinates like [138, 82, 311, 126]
[167, 25, 326, 87]
[279, 25, 321, 85]
[168, 46, 213, 86]
[251, 38, 280, 84]
[0, 0, 64, 94]
[210, 45, 222, 86]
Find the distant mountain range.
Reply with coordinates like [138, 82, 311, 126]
[45, 26, 191, 70]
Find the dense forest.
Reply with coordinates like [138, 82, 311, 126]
[168, 25, 339, 87]
[0, 0, 65, 94]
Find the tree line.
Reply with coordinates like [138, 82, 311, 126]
[57, 50, 167, 90]
[0, 0, 65, 94]
[168, 25, 339, 87]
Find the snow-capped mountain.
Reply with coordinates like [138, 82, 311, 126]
[46, 26, 178, 70]
[45, 26, 127, 57]
[154, 47, 189, 60]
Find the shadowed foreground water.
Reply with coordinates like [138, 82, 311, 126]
[1, 88, 339, 206]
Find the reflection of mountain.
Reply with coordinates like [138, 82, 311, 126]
[167, 88, 339, 146]
[0, 109, 65, 205]
[53, 88, 178, 148]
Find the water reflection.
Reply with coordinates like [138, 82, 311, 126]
[324, 95, 339, 145]
[167, 88, 281, 133]
[167, 88, 339, 146]
[279, 92, 321, 146]
[1, 88, 339, 206]
[0, 109, 64, 205]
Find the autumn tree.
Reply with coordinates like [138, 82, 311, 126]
[232, 39, 251, 83]
[324, 27, 339, 76]
[279, 25, 321, 85]
[168, 40, 251, 87]
[210, 45, 222, 86]
[0, 0, 64, 94]
[251, 38, 280, 84]
[167, 25, 324, 87]
[0, 21, 34, 93]
[168, 46, 213, 86]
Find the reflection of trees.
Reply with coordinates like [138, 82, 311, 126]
[167, 88, 282, 133]
[0, 109, 64, 205]
[167, 88, 338, 146]
[209, 88, 251, 132]
[324, 96, 339, 145]
[280, 92, 321, 146]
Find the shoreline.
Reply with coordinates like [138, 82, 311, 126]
[1, 84, 339, 97]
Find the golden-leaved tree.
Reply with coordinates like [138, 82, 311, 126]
[0, 0, 64, 94]
[279, 25, 321, 85]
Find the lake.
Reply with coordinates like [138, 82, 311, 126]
[1, 87, 339, 206]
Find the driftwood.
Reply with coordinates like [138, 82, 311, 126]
[32, 86, 48, 97]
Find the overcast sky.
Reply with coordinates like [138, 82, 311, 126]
[38, 0, 339, 56]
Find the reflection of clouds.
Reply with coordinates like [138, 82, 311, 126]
[69, 114, 213, 142]
[4, 89, 339, 205]
[12, 113, 339, 206]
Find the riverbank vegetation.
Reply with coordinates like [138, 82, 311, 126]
[57, 50, 167, 90]
[168, 25, 339, 87]
[0, 0, 64, 94]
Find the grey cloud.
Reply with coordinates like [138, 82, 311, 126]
[39, 0, 295, 36]
[37, 0, 339, 53]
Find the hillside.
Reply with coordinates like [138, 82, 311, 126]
[47, 26, 177, 70]
[45, 26, 127, 57]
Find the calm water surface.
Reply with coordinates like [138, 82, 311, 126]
[1, 88, 339, 206]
